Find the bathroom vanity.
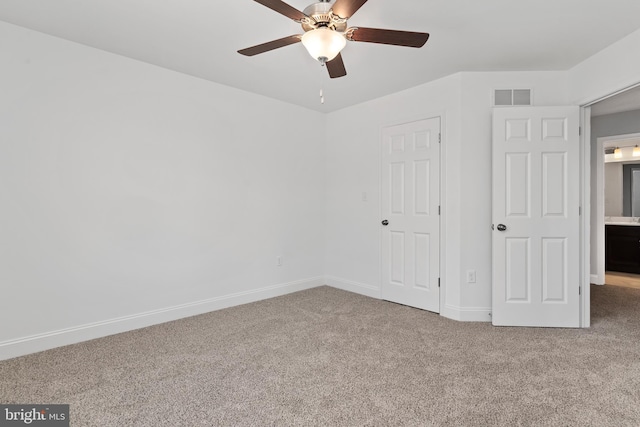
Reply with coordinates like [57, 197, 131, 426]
[606, 220, 640, 274]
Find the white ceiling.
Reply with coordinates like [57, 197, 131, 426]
[2, 0, 640, 112]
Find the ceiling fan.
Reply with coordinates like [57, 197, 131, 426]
[238, 0, 430, 79]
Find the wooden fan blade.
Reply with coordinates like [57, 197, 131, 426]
[349, 27, 429, 48]
[331, 0, 368, 19]
[238, 35, 301, 56]
[253, 0, 308, 22]
[326, 53, 347, 79]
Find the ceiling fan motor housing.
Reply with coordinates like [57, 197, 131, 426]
[301, 2, 347, 32]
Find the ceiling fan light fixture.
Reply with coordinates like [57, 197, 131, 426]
[301, 27, 346, 62]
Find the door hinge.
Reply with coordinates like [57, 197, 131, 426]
[438, 205, 441, 215]
[438, 133, 441, 143]
[579, 286, 581, 295]
[579, 126, 582, 136]
[438, 278, 441, 288]
[579, 206, 581, 216]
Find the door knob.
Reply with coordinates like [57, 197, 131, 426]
[381, 220, 389, 226]
[497, 224, 507, 231]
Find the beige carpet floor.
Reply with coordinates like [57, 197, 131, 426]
[1, 284, 640, 426]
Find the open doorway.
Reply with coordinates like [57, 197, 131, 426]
[590, 86, 640, 291]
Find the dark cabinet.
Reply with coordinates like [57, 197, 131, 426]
[606, 225, 640, 274]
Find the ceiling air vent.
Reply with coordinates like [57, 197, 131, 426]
[494, 89, 532, 106]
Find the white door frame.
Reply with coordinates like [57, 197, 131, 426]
[580, 106, 591, 328]
[579, 80, 640, 328]
[378, 113, 446, 313]
[592, 132, 640, 283]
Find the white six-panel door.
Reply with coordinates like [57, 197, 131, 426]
[492, 106, 580, 327]
[381, 118, 440, 313]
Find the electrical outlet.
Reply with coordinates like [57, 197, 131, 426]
[277, 256, 282, 267]
[467, 270, 476, 283]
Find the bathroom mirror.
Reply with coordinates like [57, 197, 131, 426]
[605, 161, 640, 216]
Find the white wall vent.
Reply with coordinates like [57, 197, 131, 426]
[494, 89, 532, 106]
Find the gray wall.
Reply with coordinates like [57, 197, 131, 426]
[605, 162, 623, 216]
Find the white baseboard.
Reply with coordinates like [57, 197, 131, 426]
[326, 277, 490, 322]
[590, 274, 605, 285]
[0, 277, 324, 361]
[325, 276, 380, 299]
[442, 304, 492, 322]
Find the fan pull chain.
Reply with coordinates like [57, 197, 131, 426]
[319, 62, 325, 105]
[318, 59, 328, 105]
